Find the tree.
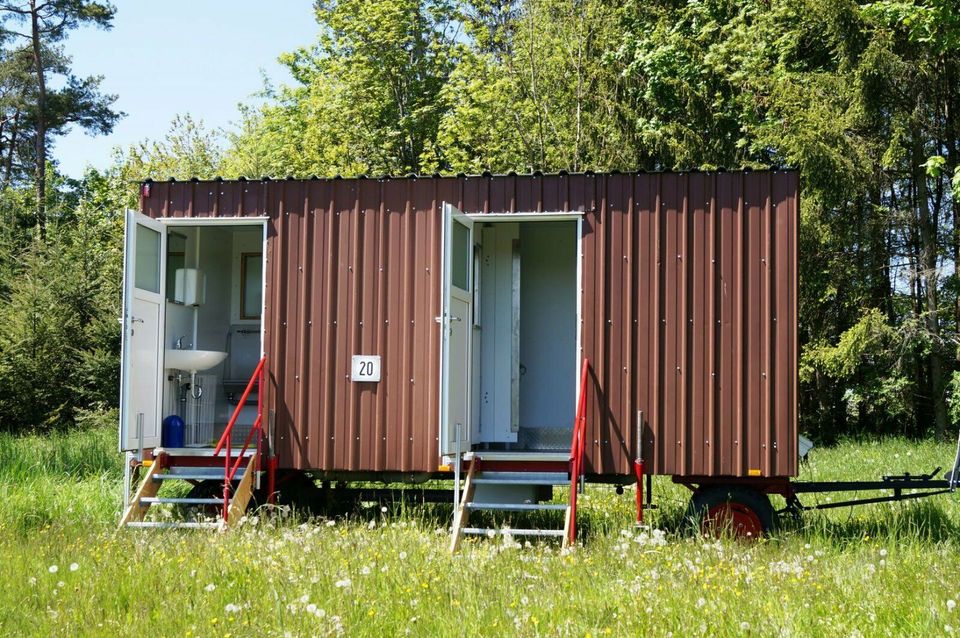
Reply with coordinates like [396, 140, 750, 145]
[0, 0, 120, 234]
[222, 0, 461, 177]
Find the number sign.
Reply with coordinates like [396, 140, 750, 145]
[351, 355, 381, 382]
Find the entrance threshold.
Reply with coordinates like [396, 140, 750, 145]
[467, 451, 570, 463]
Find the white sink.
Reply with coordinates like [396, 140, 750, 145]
[165, 349, 227, 372]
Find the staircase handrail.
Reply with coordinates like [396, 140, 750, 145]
[567, 358, 590, 545]
[213, 356, 266, 520]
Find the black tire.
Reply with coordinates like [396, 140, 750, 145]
[686, 485, 776, 538]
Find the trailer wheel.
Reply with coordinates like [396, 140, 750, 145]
[688, 486, 775, 538]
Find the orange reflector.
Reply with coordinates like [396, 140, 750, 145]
[438, 464, 452, 472]
[748, 469, 761, 476]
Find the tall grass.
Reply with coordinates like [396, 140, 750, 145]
[1, 431, 959, 636]
[0, 427, 122, 533]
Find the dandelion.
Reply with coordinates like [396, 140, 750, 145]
[57, 581, 65, 588]
[335, 578, 352, 588]
[380, 506, 388, 513]
[205, 583, 216, 592]
[300, 595, 310, 604]
[48, 565, 58, 574]
[225, 603, 241, 614]
[696, 597, 706, 608]
[948, 599, 957, 612]
[879, 548, 888, 558]
[740, 621, 750, 630]
[399, 551, 407, 561]
[360, 566, 371, 575]
[306, 603, 317, 614]
[69, 563, 79, 572]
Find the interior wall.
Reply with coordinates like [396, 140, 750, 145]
[196, 227, 232, 353]
[519, 221, 577, 429]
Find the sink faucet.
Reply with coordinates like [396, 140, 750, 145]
[175, 336, 191, 350]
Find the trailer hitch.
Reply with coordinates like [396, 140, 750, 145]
[882, 467, 942, 483]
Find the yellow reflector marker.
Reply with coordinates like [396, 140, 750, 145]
[438, 464, 451, 472]
[748, 469, 761, 476]
[142, 460, 153, 467]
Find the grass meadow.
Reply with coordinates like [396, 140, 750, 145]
[2, 428, 960, 636]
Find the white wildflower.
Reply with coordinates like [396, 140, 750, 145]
[367, 519, 376, 529]
[69, 563, 79, 572]
[225, 603, 241, 614]
[740, 621, 750, 630]
[696, 597, 706, 609]
[326, 519, 336, 527]
[48, 565, 58, 574]
[300, 594, 310, 604]
[306, 603, 317, 614]
[380, 506, 388, 513]
[399, 551, 407, 560]
[879, 548, 888, 558]
[948, 599, 957, 612]
[205, 583, 216, 592]
[335, 578, 352, 588]
[360, 566, 371, 575]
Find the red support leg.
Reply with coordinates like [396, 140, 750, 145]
[634, 459, 645, 524]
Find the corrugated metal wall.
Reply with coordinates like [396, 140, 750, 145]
[142, 170, 798, 478]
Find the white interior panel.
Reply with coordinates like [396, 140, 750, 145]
[519, 221, 577, 429]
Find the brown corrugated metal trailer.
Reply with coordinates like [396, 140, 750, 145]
[137, 169, 798, 480]
[119, 169, 960, 540]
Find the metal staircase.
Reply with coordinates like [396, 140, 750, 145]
[450, 359, 590, 552]
[119, 357, 271, 531]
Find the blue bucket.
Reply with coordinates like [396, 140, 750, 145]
[161, 415, 185, 448]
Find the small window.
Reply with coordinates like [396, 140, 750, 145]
[240, 253, 263, 320]
[134, 226, 161, 293]
[451, 219, 470, 291]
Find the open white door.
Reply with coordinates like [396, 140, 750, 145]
[440, 203, 474, 457]
[119, 210, 166, 452]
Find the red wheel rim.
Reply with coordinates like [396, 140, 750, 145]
[703, 503, 763, 538]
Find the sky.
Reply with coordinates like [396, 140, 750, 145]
[56, 0, 319, 178]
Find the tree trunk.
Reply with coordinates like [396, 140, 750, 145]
[4, 109, 20, 186]
[30, 0, 47, 237]
[913, 130, 949, 437]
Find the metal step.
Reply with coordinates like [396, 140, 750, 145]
[473, 471, 569, 486]
[155, 447, 258, 458]
[153, 468, 246, 482]
[462, 527, 565, 537]
[124, 521, 220, 529]
[139, 497, 222, 505]
[466, 502, 568, 512]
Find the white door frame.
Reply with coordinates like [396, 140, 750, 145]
[466, 212, 585, 422]
[160, 217, 269, 358]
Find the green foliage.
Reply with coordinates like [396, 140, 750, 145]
[118, 114, 224, 182]
[222, 0, 461, 177]
[0, 178, 122, 432]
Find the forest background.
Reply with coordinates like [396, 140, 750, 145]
[1, 0, 958, 443]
